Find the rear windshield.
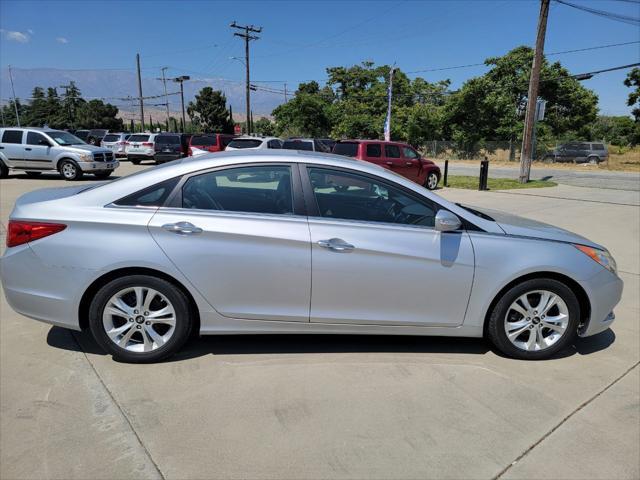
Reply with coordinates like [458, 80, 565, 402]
[228, 139, 262, 149]
[333, 142, 359, 157]
[128, 134, 150, 142]
[103, 134, 121, 142]
[155, 135, 180, 145]
[191, 135, 217, 147]
[90, 129, 108, 136]
[282, 140, 313, 151]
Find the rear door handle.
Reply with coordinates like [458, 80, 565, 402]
[317, 238, 355, 252]
[162, 221, 203, 235]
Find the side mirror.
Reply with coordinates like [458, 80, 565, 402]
[435, 210, 461, 232]
[39, 139, 52, 147]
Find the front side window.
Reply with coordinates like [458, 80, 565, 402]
[2, 130, 23, 144]
[26, 132, 49, 146]
[182, 165, 293, 215]
[402, 147, 419, 159]
[385, 144, 401, 158]
[308, 167, 436, 227]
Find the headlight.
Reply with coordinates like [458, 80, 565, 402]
[78, 153, 93, 162]
[574, 244, 617, 274]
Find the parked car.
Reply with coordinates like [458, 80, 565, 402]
[333, 139, 441, 190]
[543, 142, 609, 164]
[225, 136, 282, 151]
[188, 133, 236, 156]
[101, 133, 131, 158]
[73, 130, 90, 142]
[125, 133, 158, 164]
[87, 129, 109, 146]
[1, 151, 621, 363]
[154, 133, 189, 164]
[0, 127, 118, 180]
[318, 138, 336, 151]
[282, 138, 332, 153]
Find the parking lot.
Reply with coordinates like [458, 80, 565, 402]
[1, 163, 639, 479]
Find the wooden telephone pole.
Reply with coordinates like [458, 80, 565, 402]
[519, 0, 550, 183]
[230, 21, 261, 136]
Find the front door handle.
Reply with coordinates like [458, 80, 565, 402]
[385, 161, 393, 166]
[25, 148, 32, 151]
[317, 238, 355, 252]
[162, 221, 203, 235]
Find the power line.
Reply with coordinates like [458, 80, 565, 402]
[554, 0, 640, 26]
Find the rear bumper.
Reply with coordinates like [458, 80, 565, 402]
[154, 153, 183, 163]
[0, 244, 98, 331]
[578, 268, 623, 337]
[126, 153, 154, 160]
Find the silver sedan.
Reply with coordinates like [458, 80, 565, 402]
[1, 151, 623, 363]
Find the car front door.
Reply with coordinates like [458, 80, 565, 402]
[400, 146, 422, 183]
[149, 163, 311, 322]
[25, 131, 55, 169]
[303, 165, 475, 326]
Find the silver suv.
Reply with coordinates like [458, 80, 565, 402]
[0, 127, 119, 180]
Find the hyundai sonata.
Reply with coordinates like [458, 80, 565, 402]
[0, 151, 622, 362]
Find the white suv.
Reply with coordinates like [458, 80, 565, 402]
[225, 136, 282, 151]
[125, 133, 158, 164]
[0, 127, 119, 181]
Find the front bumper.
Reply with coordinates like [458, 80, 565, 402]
[578, 268, 623, 337]
[77, 159, 119, 172]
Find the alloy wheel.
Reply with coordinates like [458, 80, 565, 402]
[427, 173, 438, 190]
[503, 289, 569, 352]
[62, 163, 76, 179]
[102, 286, 176, 353]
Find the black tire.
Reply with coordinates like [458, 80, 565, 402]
[25, 171, 42, 177]
[0, 161, 10, 178]
[425, 172, 439, 190]
[487, 278, 580, 360]
[58, 160, 84, 181]
[543, 155, 555, 164]
[588, 156, 599, 165]
[130, 158, 141, 165]
[88, 275, 193, 363]
[94, 171, 113, 179]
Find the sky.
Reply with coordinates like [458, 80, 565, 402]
[0, 0, 639, 115]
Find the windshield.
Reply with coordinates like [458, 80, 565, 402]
[46, 131, 86, 146]
[128, 134, 150, 142]
[155, 135, 180, 145]
[333, 142, 359, 157]
[103, 134, 121, 142]
[228, 139, 262, 149]
[282, 140, 313, 151]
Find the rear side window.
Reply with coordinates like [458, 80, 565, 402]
[103, 134, 121, 142]
[228, 139, 262, 149]
[155, 135, 180, 145]
[385, 144, 401, 158]
[2, 130, 23, 144]
[114, 178, 180, 207]
[282, 140, 313, 151]
[333, 142, 359, 157]
[182, 165, 293, 214]
[128, 134, 150, 142]
[191, 135, 217, 147]
[592, 143, 605, 150]
[366, 144, 381, 157]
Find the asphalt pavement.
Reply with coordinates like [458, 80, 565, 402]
[1, 165, 638, 479]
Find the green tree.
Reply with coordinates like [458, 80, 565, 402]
[1, 99, 27, 127]
[590, 115, 640, 146]
[273, 81, 333, 137]
[253, 117, 276, 136]
[187, 87, 234, 133]
[60, 81, 85, 128]
[24, 87, 48, 127]
[75, 100, 123, 130]
[623, 67, 640, 121]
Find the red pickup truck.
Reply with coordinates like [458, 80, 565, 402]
[332, 140, 441, 190]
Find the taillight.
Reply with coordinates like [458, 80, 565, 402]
[124, 141, 130, 145]
[142, 142, 153, 147]
[7, 221, 67, 248]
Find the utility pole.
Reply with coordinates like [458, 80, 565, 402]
[519, 0, 550, 183]
[230, 21, 262, 136]
[136, 53, 145, 131]
[284, 83, 288, 102]
[157, 67, 171, 129]
[8, 65, 20, 127]
[172, 75, 190, 132]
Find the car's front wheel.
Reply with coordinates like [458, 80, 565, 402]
[487, 278, 580, 360]
[425, 172, 439, 190]
[59, 160, 83, 181]
[88, 275, 193, 363]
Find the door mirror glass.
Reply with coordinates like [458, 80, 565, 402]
[435, 210, 461, 232]
[39, 138, 52, 146]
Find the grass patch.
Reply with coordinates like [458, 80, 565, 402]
[445, 175, 557, 190]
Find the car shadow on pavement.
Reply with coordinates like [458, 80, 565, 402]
[47, 326, 616, 362]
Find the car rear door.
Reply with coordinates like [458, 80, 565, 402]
[1, 129, 25, 168]
[149, 163, 311, 322]
[302, 165, 474, 327]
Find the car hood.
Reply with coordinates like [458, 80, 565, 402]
[471, 207, 602, 249]
[64, 145, 110, 154]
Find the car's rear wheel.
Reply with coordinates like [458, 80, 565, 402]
[88, 275, 193, 363]
[487, 278, 580, 360]
[425, 172, 439, 190]
[130, 158, 141, 165]
[59, 160, 83, 181]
